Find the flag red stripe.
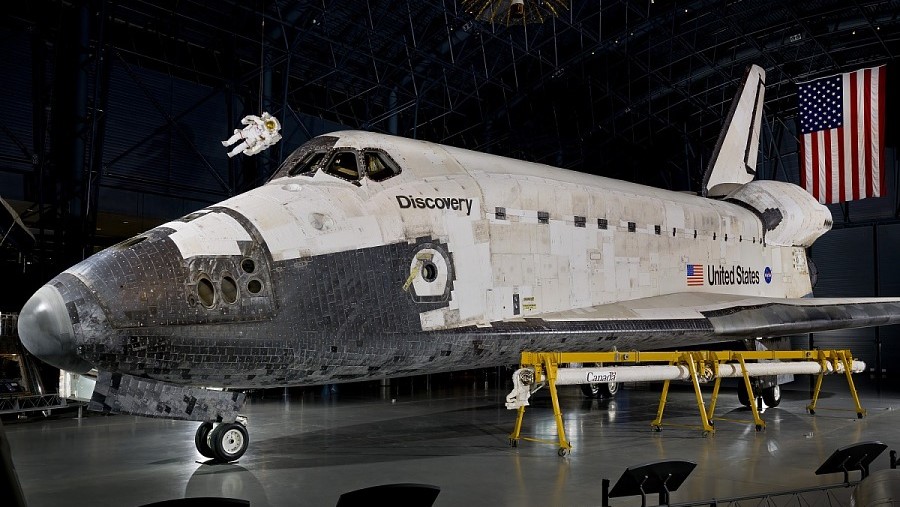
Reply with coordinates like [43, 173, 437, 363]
[824, 129, 833, 202]
[850, 72, 860, 201]
[811, 131, 820, 201]
[864, 69, 873, 198]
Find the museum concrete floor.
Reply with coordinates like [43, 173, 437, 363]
[5, 372, 900, 507]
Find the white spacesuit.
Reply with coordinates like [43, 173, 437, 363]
[222, 112, 282, 158]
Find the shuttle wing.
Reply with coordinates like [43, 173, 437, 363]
[520, 293, 900, 339]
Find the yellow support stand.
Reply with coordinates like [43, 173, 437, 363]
[652, 353, 716, 434]
[686, 352, 716, 434]
[807, 350, 866, 419]
[651, 359, 676, 432]
[509, 348, 866, 454]
[508, 355, 573, 456]
[736, 354, 766, 431]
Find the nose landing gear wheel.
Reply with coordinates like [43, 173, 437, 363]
[210, 422, 249, 463]
[194, 422, 215, 459]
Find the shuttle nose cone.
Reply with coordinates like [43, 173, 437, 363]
[18, 285, 92, 373]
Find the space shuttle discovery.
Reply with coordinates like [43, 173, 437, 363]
[17, 65, 900, 462]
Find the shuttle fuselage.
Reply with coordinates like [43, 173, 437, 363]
[27, 131, 831, 388]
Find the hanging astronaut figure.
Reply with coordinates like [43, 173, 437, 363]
[222, 112, 282, 158]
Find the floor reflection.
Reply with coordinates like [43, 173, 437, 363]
[184, 463, 270, 507]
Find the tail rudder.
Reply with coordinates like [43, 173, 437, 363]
[702, 65, 766, 198]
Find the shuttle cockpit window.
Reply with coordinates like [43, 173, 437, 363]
[364, 151, 402, 182]
[324, 150, 361, 183]
[287, 150, 327, 176]
[267, 135, 339, 182]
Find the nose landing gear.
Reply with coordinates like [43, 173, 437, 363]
[195, 416, 249, 463]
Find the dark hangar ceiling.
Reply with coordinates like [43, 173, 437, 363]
[1, 0, 899, 305]
[74, 0, 898, 171]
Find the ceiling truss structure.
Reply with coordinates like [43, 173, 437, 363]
[40, 0, 896, 170]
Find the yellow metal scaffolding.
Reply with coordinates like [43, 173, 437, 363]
[508, 349, 865, 455]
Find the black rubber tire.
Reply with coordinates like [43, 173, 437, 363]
[194, 422, 215, 459]
[576, 363, 619, 398]
[580, 383, 600, 398]
[762, 385, 781, 408]
[605, 382, 620, 397]
[580, 382, 619, 398]
[737, 386, 751, 407]
[210, 422, 249, 462]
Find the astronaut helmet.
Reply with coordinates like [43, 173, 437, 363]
[261, 113, 280, 132]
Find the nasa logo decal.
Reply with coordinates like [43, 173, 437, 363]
[764, 266, 772, 284]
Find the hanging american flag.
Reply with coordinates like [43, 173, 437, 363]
[798, 66, 886, 204]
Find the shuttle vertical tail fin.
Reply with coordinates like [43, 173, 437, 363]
[702, 65, 766, 198]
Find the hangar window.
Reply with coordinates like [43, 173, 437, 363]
[197, 277, 215, 307]
[288, 150, 327, 176]
[324, 151, 360, 182]
[628, 222, 636, 232]
[598, 218, 608, 230]
[654, 225, 661, 235]
[364, 151, 401, 182]
[574, 216, 586, 228]
[538, 211, 550, 224]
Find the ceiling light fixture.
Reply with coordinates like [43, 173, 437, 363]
[462, 0, 570, 26]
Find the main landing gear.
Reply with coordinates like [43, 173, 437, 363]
[574, 362, 620, 399]
[195, 416, 249, 463]
[580, 380, 619, 399]
[738, 385, 782, 408]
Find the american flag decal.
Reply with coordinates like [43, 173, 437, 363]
[686, 264, 704, 286]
